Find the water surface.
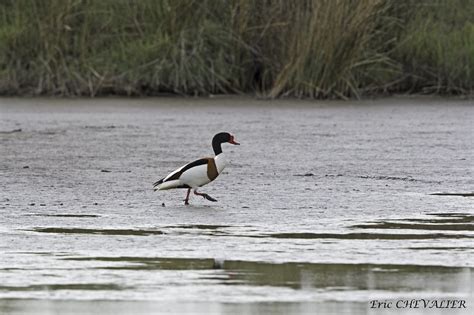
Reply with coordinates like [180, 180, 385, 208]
[0, 97, 473, 314]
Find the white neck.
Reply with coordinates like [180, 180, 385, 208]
[214, 153, 227, 174]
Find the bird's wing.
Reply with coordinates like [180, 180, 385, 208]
[153, 158, 210, 188]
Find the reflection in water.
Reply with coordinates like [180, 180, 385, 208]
[30, 226, 473, 239]
[164, 224, 232, 229]
[221, 260, 471, 292]
[66, 256, 216, 270]
[62, 256, 473, 293]
[25, 214, 101, 218]
[0, 283, 126, 291]
[352, 222, 473, 231]
[0, 299, 367, 315]
[30, 228, 164, 236]
[351, 213, 474, 231]
[266, 232, 472, 239]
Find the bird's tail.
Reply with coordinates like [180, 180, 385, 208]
[153, 178, 183, 191]
[153, 178, 164, 191]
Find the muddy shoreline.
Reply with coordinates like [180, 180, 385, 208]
[1, 97, 472, 314]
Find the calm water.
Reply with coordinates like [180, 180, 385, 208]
[0, 97, 473, 314]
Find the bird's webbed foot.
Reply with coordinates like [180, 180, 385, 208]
[202, 194, 217, 202]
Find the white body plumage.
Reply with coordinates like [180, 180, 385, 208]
[155, 153, 227, 190]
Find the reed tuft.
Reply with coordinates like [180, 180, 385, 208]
[0, 0, 472, 98]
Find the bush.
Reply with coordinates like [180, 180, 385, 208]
[0, 0, 472, 98]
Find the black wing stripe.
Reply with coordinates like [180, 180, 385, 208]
[154, 158, 209, 186]
[153, 178, 164, 187]
[179, 158, 209, 174]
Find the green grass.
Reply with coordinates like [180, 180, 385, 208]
[0, 0, 472, 98]
[392, 0, 474, 94]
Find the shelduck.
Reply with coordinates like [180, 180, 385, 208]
[153, 132, 240, 205]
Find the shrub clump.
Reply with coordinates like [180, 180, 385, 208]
[0, 0, 472, 98]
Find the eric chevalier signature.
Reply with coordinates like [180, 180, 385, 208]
[369, 299, 467, 309]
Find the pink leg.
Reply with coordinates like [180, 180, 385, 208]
[184, 188, 191, 205]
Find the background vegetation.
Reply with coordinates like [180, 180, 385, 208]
[0, 0, 472, 98]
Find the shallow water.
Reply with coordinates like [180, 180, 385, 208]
[0, 97, 473, 314]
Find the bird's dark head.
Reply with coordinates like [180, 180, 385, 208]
[212, 132, 239, 155]
[213, 132, 240, 146]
